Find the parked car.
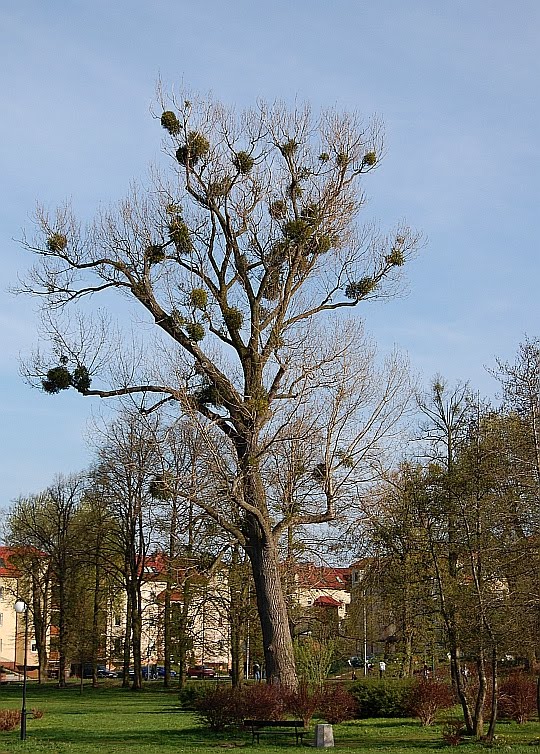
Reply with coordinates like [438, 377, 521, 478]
[156, 666, 177, 678]
[187, 665, 216, 679]
[97, 666, 118, 678]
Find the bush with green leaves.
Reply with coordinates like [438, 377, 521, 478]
[294, 637, 334, 684]
[349, 679, 411, 718]
[178, 682, 209, 710]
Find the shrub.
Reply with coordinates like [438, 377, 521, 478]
[282, 682, 321, 726]
[195, 683, 284, 731]
[178, 683, 208, 710]
[0, 709, 21, 732]
[31, 708, 44, 720]
[294, 637, 334, 685]
[239, 683, 284, 722]
[350, 680, 411, 718]
[406, 678, 454, 726]
[499, 674, 537, 724]
[318, 683, 358, 724]
[194, 685, 242, 731]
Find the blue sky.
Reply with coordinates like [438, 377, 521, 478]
[1, 0, 538, 508]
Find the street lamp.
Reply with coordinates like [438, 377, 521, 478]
[14, 600, 28, 740]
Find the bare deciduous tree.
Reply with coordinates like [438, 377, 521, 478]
[18, 88, 420, 687]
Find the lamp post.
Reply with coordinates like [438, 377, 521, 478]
[14, 600, 28, 740]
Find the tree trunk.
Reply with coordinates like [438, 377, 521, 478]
[130, 578, 143, 690]
[163, 588, 171, 687]
[485, 649, 498, 744]
[474, 651, 487, 739]
[122, 590, 132, 688]
[449, 642, 474, 735]
[31, 569, 49, 684]
[229, 618, 245, 688]
[57, 578, 67, 688]
[91, 559, 101, 688]
[247, 525, 297, 689]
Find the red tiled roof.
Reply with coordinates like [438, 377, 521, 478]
[294, 563, 350, 590]
[156, 589, 183, 603]
[0, 547, 23, 578]
[313, 595, 341, 607]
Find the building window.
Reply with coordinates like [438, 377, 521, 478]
[0, 638, 2, 652]
[0, 613, 3, 626]
[0, 586, 4, 599]
[114, 615, 121, 627]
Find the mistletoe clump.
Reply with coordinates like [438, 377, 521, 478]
[345, 277, 376, 300]
[282, 219, 313, 244]
[385, 247, 405, 266]
[170, 309, 186, 328]
[207, 177, 232, 199]
[42, 364, 91, 394]
[71, 365, 91, 393]
[246, 386, 270, 416]
[186, 322, 205, 342]
[223, 306, 244, 331]
[269, 200, 287, 220]
[279, 139, 299, 157]
[176, 131, 210, 166]
[42, 366, 72, 394]
[385, 236, 406, 266]
[165, 202, 182, 215]
[314, 234, 333, 254]
[160, 110, 181, 136]
[190, 288, 208, 310]
[262, 268, 282, 301]
[168, 217, 192, 253]
[363, 150, 377, 166]
[233, 150, 254, 175]
[145, 244, 166, 265]
[46, 233, 68, 252]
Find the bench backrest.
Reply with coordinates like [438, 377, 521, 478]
[244, 720, 305, 728]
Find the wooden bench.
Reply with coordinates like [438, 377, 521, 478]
[244, 719, 306, 745]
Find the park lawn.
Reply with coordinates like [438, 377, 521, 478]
[0, 682, 539, 753]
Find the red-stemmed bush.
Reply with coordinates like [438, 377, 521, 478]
[194, 685, 243, 731]
[0, 709, 21, 732]
[498, 674, 537, 724]
[318, 683, 358, 723]
[195, 682, 285, 731]
[282, 682, 322, 726]
[238, 683, 285, 721]
[406, 678, 455, 726]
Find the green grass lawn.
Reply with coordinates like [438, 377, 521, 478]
[0, 681, 539, 753]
